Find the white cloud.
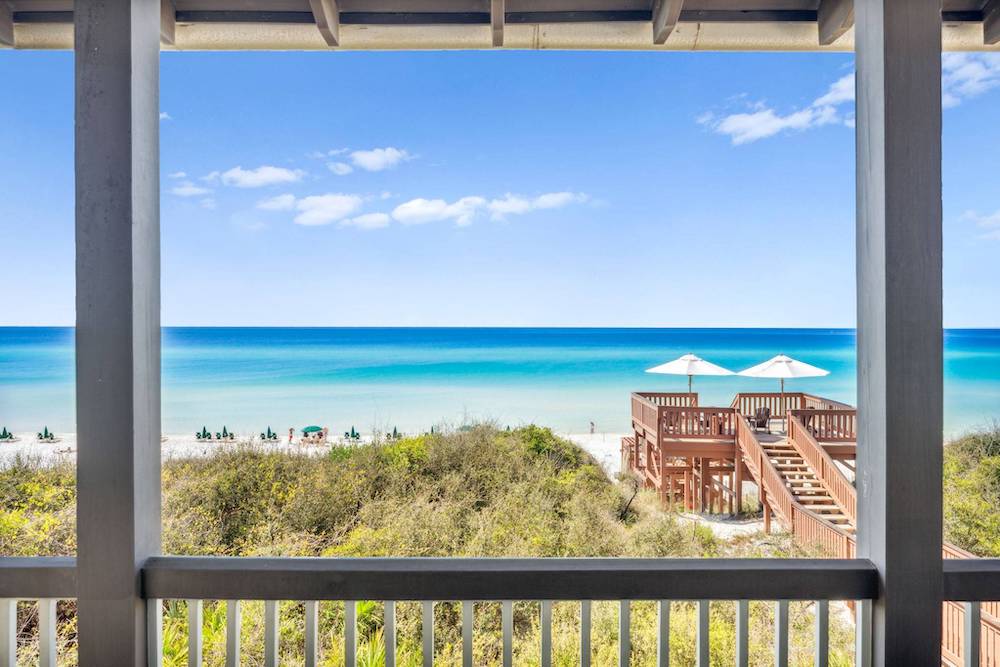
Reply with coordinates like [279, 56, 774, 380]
[350, 147, 412, 172]
[200, 198, 216, 210]
[942, 53, 1000, 108]
[488, 192, 589, 221]
[220, 165, 305, 188]
[962, 209, 1000, 240]
[160, 112, 172, 121]
[813, 73, 855, 107]
[256, 194, 297, 211]
[392, 197, 486, 227]
[342, 212, 392, 230]
[328, 162, 354, 176]
[170, 181, 212, 197]
[308, 148, 349, 159]
[293, 194, 364, 226]
[202, 171, 220, 183]
[168, 171, 187, 179]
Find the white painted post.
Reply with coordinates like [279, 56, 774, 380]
[304, 601, 318, 667]
[815, 600, 829, 667]
[264, 600, 278, 667]
[963, 602, 981, 667]
[618, 600, 630, 667]
[855, 600, 872, 667]
[855, 0, 943, 664]
[226, 600, 241, 667]
[579, 600, 591, 667]
[462, 602, 474, 667]
[501, 601, 513, 667]
[0, 599, 15, 666]
[147, 599, 163, 667]
[541, 601, 553, 667]
[735, 600, 749, 667]
[774, 600, 789, 667]
[187, 600, 203, 667]
[385, 601, 396, 667]
[75, 0, 162, 663]
[657, 600, 670, 667]
[696, 601, 709, 667]
[345, 601, 357, 667]
[422, 601, 433, 667]
[37, 599, 56, 667]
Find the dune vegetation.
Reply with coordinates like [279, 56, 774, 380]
[944, 423, 1000, 557]
[1, 424, 857, 665]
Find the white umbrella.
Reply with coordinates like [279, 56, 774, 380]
[645, 353, 734, 394]
[737, 354, 830, 424]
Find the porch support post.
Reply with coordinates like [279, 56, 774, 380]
[75, 0, 162, 664]
[855, 1, 943, 664]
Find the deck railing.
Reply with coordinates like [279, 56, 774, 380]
[786, 415, 857, 520]
[730, 393, 855, 422]
[1, 556, 879, 667]
[630, 392, 699, 438]
[660, 406, 737, 440]
[789, 409, 857, 443]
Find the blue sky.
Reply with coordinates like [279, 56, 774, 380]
[1, 50, 999, 327]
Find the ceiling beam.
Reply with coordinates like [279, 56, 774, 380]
[985, 0, 1000, 45]
[817, 0, 853, 45]
[491, 0, 504, 47]
[160, 0, 175, 46]
[0, 2, 13, 48]
[309, 0, 340, 47]
[652, 0, 683, 44]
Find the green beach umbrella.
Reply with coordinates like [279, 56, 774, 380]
[302, 425, 322, 434]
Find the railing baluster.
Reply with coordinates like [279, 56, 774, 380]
[814, 600, 829, 667]
[187, 599, 203, 667]
[580, 600, 591, 667]
[696, 600, 709, 667]
[855, 599, 872, 667]
[422, 601, 434, 667]
[735, 600, 749, 667]
[618, 600, 630, 667]
[385, 601, 396, 667]
[304, 601, 318, 667]
[501, 601, 513, 667]
[37, 599, 56, 667]
[264, 600, 278, 667]
[226, 600, 241, 667]
[657, 600, 669, 667]
[462, 601, 474, 667]
[147, 599, 162, 667]
[345, 601, 357, 667]
[1, 599, 15, 667]
[774, 600, 789, 667]
[541, 600, 552, 667]
[963, 601, 981, 667]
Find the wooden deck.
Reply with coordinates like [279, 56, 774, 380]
[622, 390, 1000, 666]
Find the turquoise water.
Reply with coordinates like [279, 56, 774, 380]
[1, 327, 999, 437]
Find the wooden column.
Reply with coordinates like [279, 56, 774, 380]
[75, 0, 162, 663]
[855, 1, 943, 664]
[734, 459, 743, 515]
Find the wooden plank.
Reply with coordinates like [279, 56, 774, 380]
[696, 600, 709, 667]
[0, 558, 76, 598]
[502, 601, 513, 667]
[855, 0, 943, 663]
[814, 600, 829, 667]
[225, 600, 240, 667]
[618, 600, 629, 667]
[774, 600, 789, 667]
[38, 599, 56, 667]
[652, 0, 683, 44]
[142, 557, 879, 602]
[0, 2, 13, 47]
[462, 601, 473, 667]
[308, 0, 339, 46]
[855, 600, 872, 667]
[735, 600, 749, 667]
[345, 601, 357, 667]
[422, 601, 434, 667]
[491, 0, 503, 46]
[74, 0, 162, 663]
[985, 0, 1000, 45]
[944, 559, 1000, 600]
[541, 601, 553, 667]
[161, 0, 175, 45]
[817, 0, 853, 45]
[187, 600, 202, 667]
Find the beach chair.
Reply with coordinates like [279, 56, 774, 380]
[748, 407, 771, 433]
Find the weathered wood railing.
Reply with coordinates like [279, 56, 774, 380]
[1, 556, 880, 667]
[631, 393, 699, 441]
[730, 393, 855, 421]
[660, 406, 737, 439]
[789, 408, 857, 443]
[786, 414, 857, 520]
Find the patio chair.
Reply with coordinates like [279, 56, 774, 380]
[748, 407, 771, 433]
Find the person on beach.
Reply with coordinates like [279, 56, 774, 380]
[590, 421, 595, 434]
[288, 427, 294, 444]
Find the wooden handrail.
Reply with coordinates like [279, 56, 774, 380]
[789, 408, 857, 442]
[660, 406, 737, 440]
[786, 414, 857, 520]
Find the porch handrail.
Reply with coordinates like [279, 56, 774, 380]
[660, 406, 737, 439]
[786, 414, 857, 521]
[788, 408, 857, 442]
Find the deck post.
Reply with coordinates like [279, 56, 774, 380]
[75, 0, 162, 664]
[855, 0, 943, 664]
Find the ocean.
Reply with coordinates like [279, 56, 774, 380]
[1, 327, 998, 438]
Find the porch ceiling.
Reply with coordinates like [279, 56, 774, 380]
[3, 0, 1000, 51]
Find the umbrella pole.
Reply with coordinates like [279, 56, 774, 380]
[688, 375, 692, 396]
[780, 378, 785, 433]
